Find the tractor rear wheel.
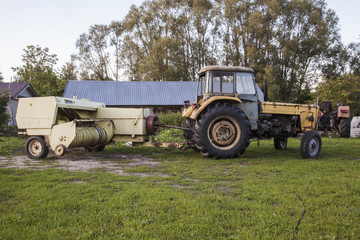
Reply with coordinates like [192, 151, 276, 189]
[274, 137, 287, 150]
[300, 131, 322, 158]
[338, 117, 351, 138]
[194, 103, 250, 159]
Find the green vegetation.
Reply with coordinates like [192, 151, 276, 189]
[12, 45, 67, 96]
[0, 90, 9, 133]
[1, 137, 359, 239]
[153, 112, 185, 143]
[0, 136, 25, 155]
[316, 74, 360, 115]
[8, 0, 360, 109]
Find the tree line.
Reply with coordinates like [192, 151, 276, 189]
[2, 0, 360, 114]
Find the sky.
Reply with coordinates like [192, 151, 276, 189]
[0, 0, 359, 82]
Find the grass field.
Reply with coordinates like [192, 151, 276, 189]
[0, 136, 359, 239]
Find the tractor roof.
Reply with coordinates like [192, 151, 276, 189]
[198, 66, 254, 75]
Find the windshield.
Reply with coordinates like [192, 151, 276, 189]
[235, 72, 256, 95]
[205, 71, 234, 94]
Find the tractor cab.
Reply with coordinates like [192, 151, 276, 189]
[196, 66, 257, 102]
[186, 66, 260, 130]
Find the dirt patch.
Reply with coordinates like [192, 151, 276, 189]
[0, 150, 167, 177]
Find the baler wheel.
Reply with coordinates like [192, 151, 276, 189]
[55, 144, 66, 156]
[25, 136, 49, 159]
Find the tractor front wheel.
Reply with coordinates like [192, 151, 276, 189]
[300, 131, 322, 158]
[194, 103, 250, 159]
[274, 137, 288, 150]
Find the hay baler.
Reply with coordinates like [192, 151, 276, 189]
[16, 96, 159, 159]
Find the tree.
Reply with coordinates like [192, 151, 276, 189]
[214, 0, 339, 103]
[0, 90, 9, 133]
[316, 74, 360, 116]
[346, 42, 360, 75]
[12, 45, 65, 96]
[60, 61, 78, 81]
[119, 0, 217, 81]
[0, 70, 3, 82]
[73, 24, 123, 80]
[71, 0, 342, 103]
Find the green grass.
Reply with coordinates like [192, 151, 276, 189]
[0, 136, 26, 156]
[0, 137, 360, 239]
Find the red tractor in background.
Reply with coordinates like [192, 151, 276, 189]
[317, 101, 351, 137]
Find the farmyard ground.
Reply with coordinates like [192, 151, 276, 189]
[0, 137, 359, 239]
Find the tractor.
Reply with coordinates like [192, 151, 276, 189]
[182, 66, 322, 159]
[317, 101, 351, 137]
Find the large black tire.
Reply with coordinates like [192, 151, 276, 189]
[194, 103, 250, 159]
[300, 131, 322, 158]
[183, 118, 197, 150]
[25, 136, 49, 159]
[274, 137, 288, 150]
[338, 117, 351, 138]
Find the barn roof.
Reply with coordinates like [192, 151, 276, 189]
[0, 82, 38, 98]
[63, 80, 197, 106]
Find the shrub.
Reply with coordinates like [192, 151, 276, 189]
[153, 112, 185, 142]
[157, 111, 184, 127]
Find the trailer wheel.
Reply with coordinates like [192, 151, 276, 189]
[25, 136, 49, 159]
[338, 117, 351, 138]
[274, 137, 287, 150]
[300, 131, 322, 158]
[194, 103, 250, 159]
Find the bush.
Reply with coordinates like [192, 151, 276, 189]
[157, 112, 184, 127]
[153, 112, 185, 142]
[153, 129, 185, 143]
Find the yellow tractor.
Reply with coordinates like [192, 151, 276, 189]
[182, 66, 321, 159]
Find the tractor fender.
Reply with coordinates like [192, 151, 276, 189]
[337, 106, 350, 120]
[184, 96, 241, 120]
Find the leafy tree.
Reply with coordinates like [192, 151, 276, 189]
[346, 42, 360, 76]
[0, 90, 9, 133]
[71, 0, 342, 104]
[60, 61, 78, 81]
[316, 74, 360, 116]
[73, 24, 123, 80]
[214, 0, 339, 103]
[12, 45, 65, 96]
[0, 70, 3, 82]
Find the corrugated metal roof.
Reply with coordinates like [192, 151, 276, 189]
[63, 80, 197, 106]
[0, 82, 38, 98]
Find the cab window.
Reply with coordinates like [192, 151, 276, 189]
[236, 72, 256, 95]
[205, 71, 234, 94]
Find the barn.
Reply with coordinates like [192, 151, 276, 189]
[63, 80, 197, 113]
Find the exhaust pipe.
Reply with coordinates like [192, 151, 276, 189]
[264, 79, 269, 102]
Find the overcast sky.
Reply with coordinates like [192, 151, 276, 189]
[0, 0, 359, 81]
